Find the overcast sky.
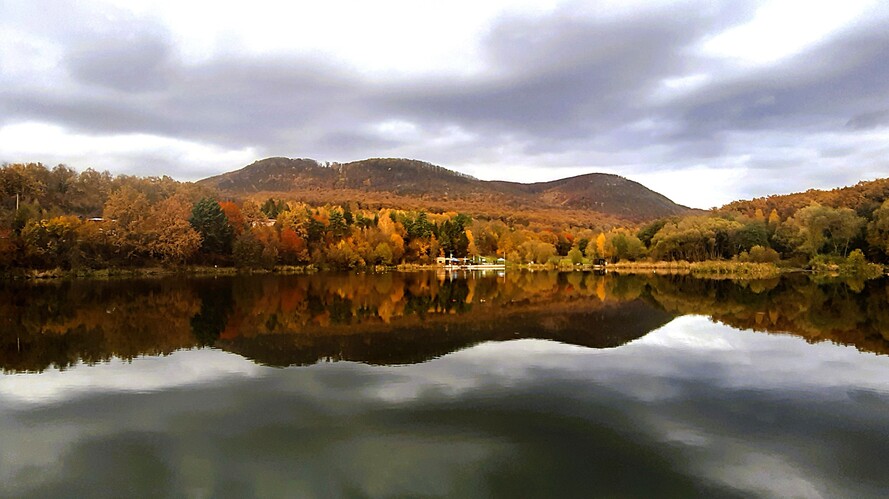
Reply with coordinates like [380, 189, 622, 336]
[1, 0, 888, 208]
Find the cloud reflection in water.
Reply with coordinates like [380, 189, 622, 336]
[2, 315, 889, 497]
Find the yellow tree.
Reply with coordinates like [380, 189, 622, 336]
[754, 208, 765, 222]
[389, 233, 405, 262]
[103, 186, 148, 228]
[596, 232, 607, 259]
[465, 228, 478, 257]
[142, 195, 202, 264]
[21, 215, 82, 267]
[103, 186, 150, 259]
[768, 209, 780, 228]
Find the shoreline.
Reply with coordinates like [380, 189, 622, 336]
[1, 260, 884, 281]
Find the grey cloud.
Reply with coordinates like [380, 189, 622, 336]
[1, 1, 759, 154]
[0, 0, 887, 200]
[847, 109, 889, 130]
[389, 6, 733, 139]
[67, 33, 174, 92]
[3, 53, 371, 150]
[819, 146, 858, 158]
[3, 90, 167, 134]
[314, 130, 403, 155]
[668, 18, 889, 137]
[1, 2, 375, 151]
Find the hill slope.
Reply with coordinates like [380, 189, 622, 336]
[722, 177, 889, 219]
[199, 157, 692, 223]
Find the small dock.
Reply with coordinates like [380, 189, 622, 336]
[437, 256, 506, 270]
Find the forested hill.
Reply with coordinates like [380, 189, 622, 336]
[3, 160, 889, 270]
[722, 177, 889, 219]
[198, 157, 692, 223]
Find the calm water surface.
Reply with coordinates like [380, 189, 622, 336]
[2, 271, 889, 498]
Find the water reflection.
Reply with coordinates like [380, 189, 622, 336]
[2, 322, 888, 497]
[646, 274, 889, 355]
[1, 272, 888, 372]
[2, 272, 889, 497]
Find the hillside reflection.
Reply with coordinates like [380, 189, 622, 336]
[1, 271, 888, 372]
[647, 274, 889, 355]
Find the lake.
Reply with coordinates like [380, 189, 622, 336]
[2, 270, 889, 498]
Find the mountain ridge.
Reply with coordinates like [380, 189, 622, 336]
[199, 157, 693, 223]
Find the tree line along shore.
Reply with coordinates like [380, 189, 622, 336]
[1, 162, 888, 279]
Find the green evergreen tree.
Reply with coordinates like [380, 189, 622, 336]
[406, 211, 433, 240]
[189, 198, 234, 255]
[328, 210, 349, 240]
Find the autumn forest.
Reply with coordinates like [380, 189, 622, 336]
[2, 161, 889, 275]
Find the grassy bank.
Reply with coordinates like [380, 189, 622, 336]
[610, 259, 887, 280]
[609, 260, 784, 279]
[3, 259, 884, 281]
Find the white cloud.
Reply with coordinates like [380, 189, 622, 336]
[629, 165, 748, 209]
[371, 119, 421, 140]
[652, 73, 712, 103]
[0, 28, 63, 84]
[0, 122, 258, 178]
[98, 0, 558, 77]
[701, 0, 879, 65]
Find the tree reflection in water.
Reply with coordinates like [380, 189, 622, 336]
[1, 271, 887, 372]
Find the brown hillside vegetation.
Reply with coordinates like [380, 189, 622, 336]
[198, 157, 693, 225]
[723, 177, 889, 219]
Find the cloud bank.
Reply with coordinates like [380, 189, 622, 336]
[1, 0, 888, 207]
